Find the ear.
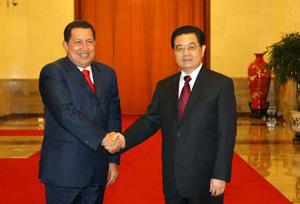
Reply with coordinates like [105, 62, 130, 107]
[201, 45, 206, 57]
[62, 41, 68, 52]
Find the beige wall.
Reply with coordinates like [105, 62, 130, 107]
[0, 0, 74, 79]
[1, 1, 299, 115]
[211, 0, 300, 77]
[1, 1, 299, 79]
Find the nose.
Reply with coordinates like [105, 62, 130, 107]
[81, 42, 89, 51]
[183, 47, 190, 55]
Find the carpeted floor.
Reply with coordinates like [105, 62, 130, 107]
[0, 116, 291, 203]
[0, 129, 43, 136]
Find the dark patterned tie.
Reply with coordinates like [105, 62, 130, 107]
[82, 69, 96, 94]
[178, 75, 192, 118]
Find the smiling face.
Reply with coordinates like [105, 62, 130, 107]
[174, 33, 206, 74]
[63, 28, 96, 68]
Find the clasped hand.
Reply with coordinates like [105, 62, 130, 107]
[102, 132, 125, 153]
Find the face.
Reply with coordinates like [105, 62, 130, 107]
[63, 28, 96, 68]
[173, 33, 206, 74]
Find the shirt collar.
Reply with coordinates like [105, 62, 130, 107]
[77, 65, 92, 72]
[180, 63, 202, 80]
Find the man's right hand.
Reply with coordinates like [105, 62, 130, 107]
[101, 132, 125, 153]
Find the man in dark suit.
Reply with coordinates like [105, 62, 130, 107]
[107, 25, 236, 203]
[39, 20, 124, 204]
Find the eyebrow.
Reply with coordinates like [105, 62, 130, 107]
[175, 42, 198, 47]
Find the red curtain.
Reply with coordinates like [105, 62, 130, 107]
[75, 0, 210, 114]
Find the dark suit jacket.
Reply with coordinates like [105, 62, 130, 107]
[124, 67, 236, 198]
[39, 57, 121, 188]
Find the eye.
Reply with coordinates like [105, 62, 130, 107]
[188, 43, 198, 50]
[87, 40, 95, 46]
[175, 46, 183, 52]
[189, 44, 196, 49]
[74, 40, 82, 45]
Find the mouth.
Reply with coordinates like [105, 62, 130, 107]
[182, 58, 192, 63]
[78, 53, 90, 58]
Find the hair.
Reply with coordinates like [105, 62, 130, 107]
[64, 20, 96, 42]
[171, 25, 205, 49]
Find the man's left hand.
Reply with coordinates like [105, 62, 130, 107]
[106, 163, 118, 186]
[209, 178, 226, 196]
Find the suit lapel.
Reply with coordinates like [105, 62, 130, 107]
[91, 63, 103, 100]
[169, 73, 180, 119]
[64, 57, 97, 97]
[63, 57, 92, 94]
[179, 67, 209, 122]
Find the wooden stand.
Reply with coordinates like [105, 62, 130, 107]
[293, 133, 300, 144]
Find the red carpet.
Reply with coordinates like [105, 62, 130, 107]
[0, 116, 291, 203]
[0, 129, 43, 136]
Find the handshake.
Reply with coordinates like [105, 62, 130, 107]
[101, 132, 126, 154]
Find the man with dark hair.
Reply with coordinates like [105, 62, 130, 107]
[39, 20, 124, 204]
[106, 25, 237, 204]
[63, 20, 96, 42]
[170, 25, 205, 49]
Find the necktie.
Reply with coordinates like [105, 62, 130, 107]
[82, 69, 96, 94]
[178, 75, 192, 117]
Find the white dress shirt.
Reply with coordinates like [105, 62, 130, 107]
[77, 65, 94, 83]
[178, 64, 202, 98]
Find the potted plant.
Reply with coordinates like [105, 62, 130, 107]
[267, 32, 300, 143]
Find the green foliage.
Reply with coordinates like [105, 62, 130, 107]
[267, 32, 300, 84]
